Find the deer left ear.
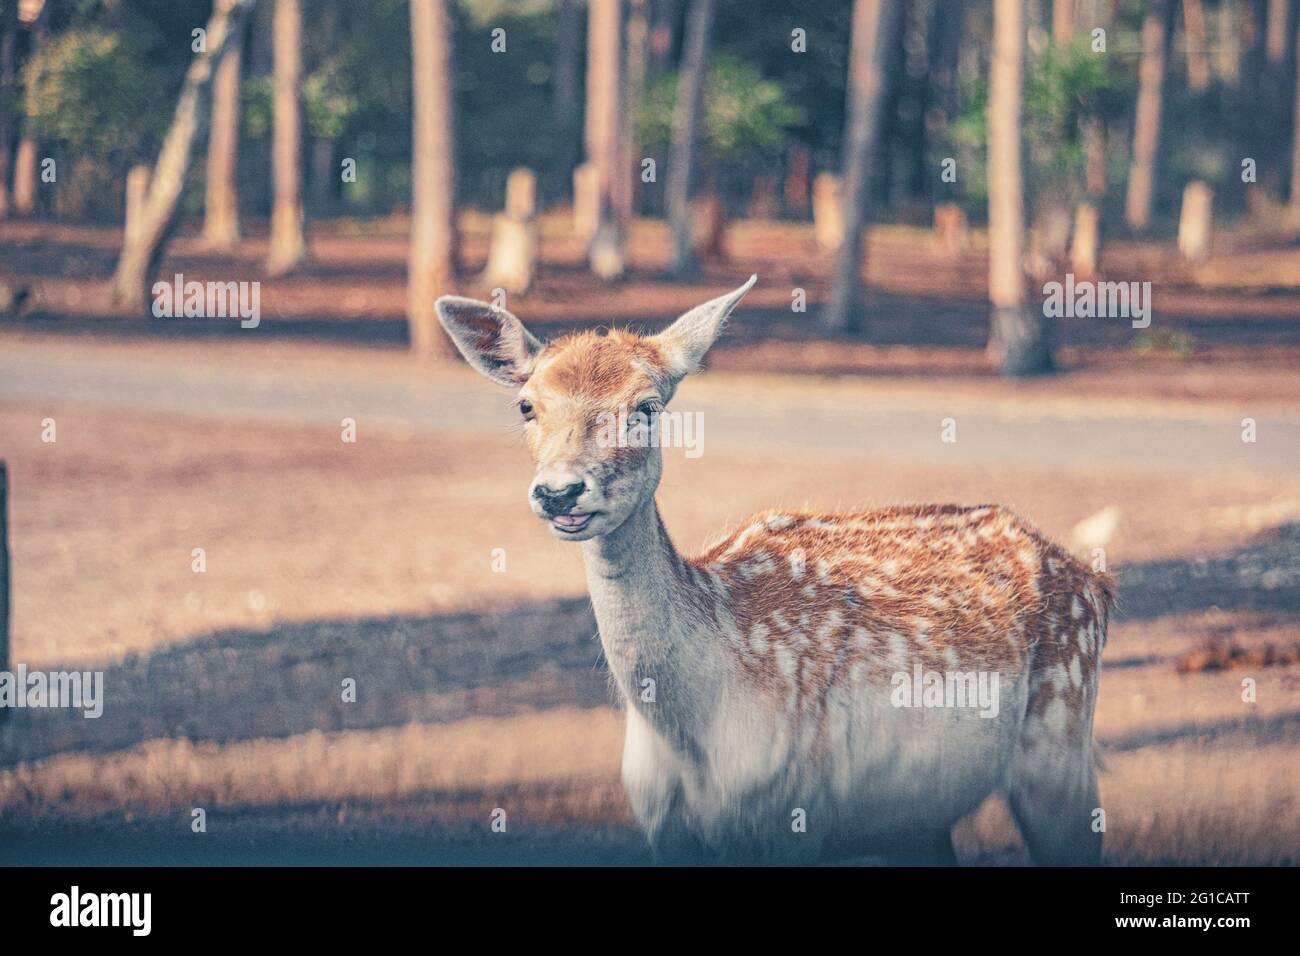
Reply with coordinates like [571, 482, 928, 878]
[653, 275, 757, 378]
[435, 296, 544, 388]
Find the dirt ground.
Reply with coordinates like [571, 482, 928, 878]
[2, 214, 1299, 408]
[0, 216, 1298, 865]
[0, 396, 1297, 865]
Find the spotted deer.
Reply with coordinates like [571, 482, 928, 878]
[436, 277, 1113, 865]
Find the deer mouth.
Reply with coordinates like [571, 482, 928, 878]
[550, 512, 594, 533]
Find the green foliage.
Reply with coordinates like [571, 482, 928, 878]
[22, 26, 171, 167]
[949, 38, 1133, 209]
[1022, 40, 1130, 188]
[242, 74, 274, 140]
[303, 56, 361, 140]
[638, 56, 802, 181]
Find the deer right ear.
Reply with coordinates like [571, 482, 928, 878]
[435, 296, 544, 388]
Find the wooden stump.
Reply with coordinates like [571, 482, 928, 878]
[1070, 202, 1100, 277]
[483, 167, 539, 294]
[812, 172, 843, 251]
[784, 146, 811, 217]
[1178, 181, 1213, 261]
[572, 162, 600, 241]
[747, 175, 777, 219]
[933, 202, 969, 255]
[694, 193, 728, 261]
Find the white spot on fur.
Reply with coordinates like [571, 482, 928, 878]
[723, 522, 765, 558]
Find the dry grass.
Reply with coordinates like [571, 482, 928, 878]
[1, 384, 1298, 863]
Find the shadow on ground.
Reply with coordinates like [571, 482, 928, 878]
[3, 525, 1299, 767]
[1, 525, 1297, 865]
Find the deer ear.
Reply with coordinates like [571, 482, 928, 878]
[435, 296, 544, 387]
[653, 275, 757, 378]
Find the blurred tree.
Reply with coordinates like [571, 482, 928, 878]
[407, 0, 458, 357]
[1125, 0, 1175, 232]
[11, 0, 53, 217]
[665, 0, 714, 274]
[551, 0, 581, 191]
[640, 56, 800, 240]
[0, 0, 17, 219]
[921, 0, 967, 205]
[823, 0, 901, 334]
[1183, 0, 1210, 91]
[585, 0, 626, 279]
[1267, 0, 1289, 65]
[109, 0, 255, 310]
[267, 0, 308, 274]
[986, 0, 1054, 376]
[305, 2, 352, 212]
[1292, 14, 1300, 213]
[1053, 0, 1074, 40]
[618, 0, 648, 224]
[204, 4, 246, 246]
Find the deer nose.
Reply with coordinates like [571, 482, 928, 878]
[532, 479, 587, 514]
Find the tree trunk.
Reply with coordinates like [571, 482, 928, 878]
[1183, 0, 1211, 90]
[1053, 0, 1075, 41]
[666, 0, 714, 274]
[649, 0, 678, 75]
[109, 0, 255, 311]
[310, 135, 335, 211]
[267, 0, 308, 276]
[585, 0, 626, 279]
[1125, 0, 1174, 232]
[987, 0, 1053, 376]
[1242, 0, 1266, 94]
[822, 0, 900, 333]
[924, 0, 966, 192]
[204, 22, 243, 247]
[0, 0, 16, 220]
[10, 2, 47, 218]
[1216, 0, 1241, 84]
[1267, 0, 1290, 64]
[1291, 14, 1300, 211]
[554, 0, 580, 113]
[407, 0, 458, 357]
[553, 0, 582, 194]
[618, 0, 649, 224]
[124, 165, 151, 251]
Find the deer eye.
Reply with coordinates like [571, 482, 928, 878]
[519, 400, 535, 420]
[635, 400, 659, 419]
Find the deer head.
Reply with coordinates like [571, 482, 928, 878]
[435, 276, 756, 541]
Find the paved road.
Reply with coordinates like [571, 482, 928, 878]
[1, 346, 1296, 474]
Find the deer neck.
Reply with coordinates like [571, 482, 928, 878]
[581, 497, 723, 757]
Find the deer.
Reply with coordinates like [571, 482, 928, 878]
[435, 276, 1113, 865]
